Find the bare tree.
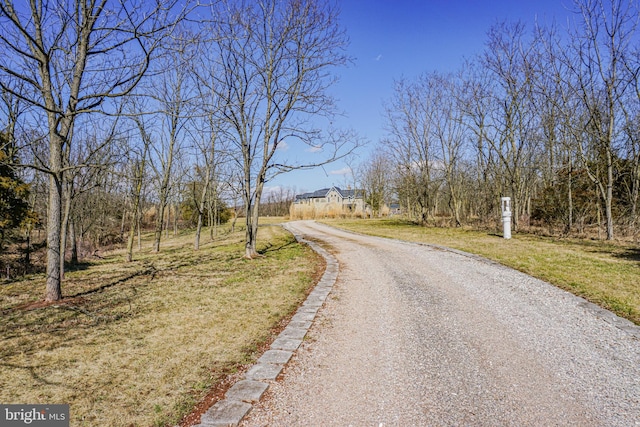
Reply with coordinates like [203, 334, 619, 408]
[618, 11, 640, 236]
[222, 168, 244, 234]
[382, 77, 442, 224]
[59, 117, 123, 274]
[380, 72, 470, 225]
[534, 22, 587, 233]
[562, 0, 637, 240]
[480, 21, 542, 229]
[191, 40, 230, 249]
[211, 0, 354, 258]
[191, 118, 222, 249]
[359, 150, 390, 217]
[261, 186, 295, 217]
[430, 73, 469, 226]
[0, 81, 28, 160]
[125, 107, 152, 262]
[459, 60, 499, 222]
[0, 0, 187, 301]
[621, 104, 640, 235]
[139, 35, 197, 252]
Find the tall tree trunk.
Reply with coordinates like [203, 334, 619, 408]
[195, 214, 203, 250]
[605, 147, 614, 240]
[60, 181, 73, 278]
[167, 208, 171, 237]
[127, 189, 142, 262]
[194, 178, 209, 250]
[120, 205, 127, 242]
[137, 212, 142, 251]
[597, 185, 602, 240]
[70, 218, 78, 265]
[244, 204, 258, 258]
[173, 202, 178, 237]
[211, 188, 218, 239]
[213, 191, 219, 238]
[154, 162, 172, 252]
[24, 228, 31, 268]
[127, 216, 136, 263]
[46, 159, 63, 302]
[231, 205, 238, 233]
[209, 200, 214, 240]
[244, 178, 265, 259]
[245, 204, 261, 258]
[154, 202, 165, 252]
[632, 160, 639, 236]
[451, 195, 462, 227]
[567, 160, 574, 233]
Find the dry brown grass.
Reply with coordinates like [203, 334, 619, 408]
[321, 218, 640, 325]
[289, 203, 367, 220]
[0, 223, 323, 426]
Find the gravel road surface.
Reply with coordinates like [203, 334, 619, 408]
[241, 220, 640, 426]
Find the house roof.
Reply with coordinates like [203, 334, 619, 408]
[295, 186, 363, 201]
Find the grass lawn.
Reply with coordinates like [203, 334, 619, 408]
[0, 222, 323, 426]
[320, 218, 640, 325]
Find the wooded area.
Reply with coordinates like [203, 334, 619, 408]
[1, 0, 639, 302]
[358, 0, 640, 242]
[0, 0, 351, 301]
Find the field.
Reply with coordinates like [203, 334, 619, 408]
[0, 222, 323, 426]
[320, 218, 640, 326]
[2, 216, 638, 426]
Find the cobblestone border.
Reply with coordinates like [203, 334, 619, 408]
[192, 224, 338, 427]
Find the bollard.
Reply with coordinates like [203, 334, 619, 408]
[501, 197, 512, 239]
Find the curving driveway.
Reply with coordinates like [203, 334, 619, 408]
[241, 220, 640, 426]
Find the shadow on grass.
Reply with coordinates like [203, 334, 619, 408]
[611, 247, 640, 263]
[576, 240, 640, 264]
[257, 240, 297, 255]
[64, 261, 91, 272]
[67, 265, 157, 298]
[0, 362, 68, 387]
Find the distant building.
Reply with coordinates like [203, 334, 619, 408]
[388, 203, 402, 215]
[291, 186, 369, 218]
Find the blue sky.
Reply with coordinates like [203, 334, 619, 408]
[268, 0, 576, 195]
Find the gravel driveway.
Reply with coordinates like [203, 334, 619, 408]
[241, 220, 640, 426]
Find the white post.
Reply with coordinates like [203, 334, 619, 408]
[501, 197, 512, 239]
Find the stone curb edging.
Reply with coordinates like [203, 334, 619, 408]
[192, 224, 338, 427]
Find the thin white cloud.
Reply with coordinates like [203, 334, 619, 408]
[276, 140, 289, 151]
[375, 54, 383, 61]
[306, 145, 323, 153]
[330, 167, 352, 176]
